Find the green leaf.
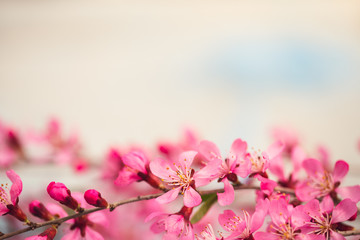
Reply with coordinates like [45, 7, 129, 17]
[190, 193, 217, 224]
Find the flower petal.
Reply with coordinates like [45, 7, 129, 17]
[198, 140, 221, 162]
[217, 178, 234, 206]
[251, 198, 269, 232]
[336, 185, 360, 203]
[183, 187, 201, 207]
[85, 227, 105, 240]
[6, 170, 22, 204]
[156, 187, 181, 205]
[218, 209, 236, 231]
[331, 199, 357, 223]
[332, 160, 349, 183]
[122, 151, 148, 173]
[302, 158, 324, 179]
[177, 151, 197, 173]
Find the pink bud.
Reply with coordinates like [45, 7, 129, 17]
[25, 227, 57, 240]
[47, 182, 79, 210]
[84, 189, 108, 208]
[29, 200, 53, 221]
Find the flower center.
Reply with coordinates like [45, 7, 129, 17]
[270, 222, 297, 240]
[164, 163, 194, 193]
[308, 212, 332, 238]
[308, 171, 334, 197]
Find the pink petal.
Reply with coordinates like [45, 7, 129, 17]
[156, 187, 181, 205]
[150, 157, 174, 181]
[218, 210, 237, 231]
[88, 211, 108, 228]
[303, 199, 322, 220]
[177, 151, 197, 173]
[336, 185, 360, 203]
[145, 211, 167, 223]
[122, 151, 148, 173]
[114, 169, 141, 186]
[233, 157, 251, 178]
[291, 205, 310, 229]
[0, 202, 9, 215]
[46, 203, 68, 218]
[255, 174, 277, 196]
[269, 198, 290, 227]
[85, 227, 104, 240]
[302, 158, 324, 178]
[254, 232, 278, 240]
[330, 230, 346, 240]
[295, 182, 319, 202]
[183, 187, 201, 207]
[266, 141, 284, 160]
[217, 178, 234, 206]
[319, 196, 334, 213]
[6, 170, 22, 204]
[331, 199, 357, 223]
[332, 160, 349, 183]
[165, 214, 184, 234]
[198, 140, 221, 162]
[194, 158, 221, 187]
[251, 198, 269, 232]
[62, 229, 81, 240]
[229, 138, 247, 159]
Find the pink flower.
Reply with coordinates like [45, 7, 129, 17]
[254, 198, 310, 240]
[84, 189, 108, 208]
[300, 197, 358, 240]
[219, 199, 269, 240]
[295, 159, 360, 202]
[25, 227, 57, 240]
[0, 170, 27, 222]
[145, 206, 194, 240]
[150, 151, 219, 207]
[198, 139, 249, 206]
[47, 182, 79, 210]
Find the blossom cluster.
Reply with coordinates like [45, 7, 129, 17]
[0, 118, 359, 240]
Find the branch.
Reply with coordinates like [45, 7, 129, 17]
[0, 185, 324, 239]
[339, 229, 360, 237]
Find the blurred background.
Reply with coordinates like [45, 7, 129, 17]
[1, 0, 360, 186]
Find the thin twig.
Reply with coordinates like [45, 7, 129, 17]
[339, 229, 360, 237]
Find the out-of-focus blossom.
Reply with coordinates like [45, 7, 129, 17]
[145, 206, 194, 240]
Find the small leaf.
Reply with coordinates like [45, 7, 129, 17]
[190, 193, 217, 224]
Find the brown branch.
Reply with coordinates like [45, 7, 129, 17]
[339, 229, 360, 237]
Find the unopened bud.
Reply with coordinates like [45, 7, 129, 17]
[29, 200, 54, 221]
[84, 189, 108, 208]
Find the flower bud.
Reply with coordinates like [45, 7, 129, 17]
[47, 182, 79, 210]
[29, 200, 53, 221]
[84, 189, 108, 208]
[25, 227, 57, 240]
